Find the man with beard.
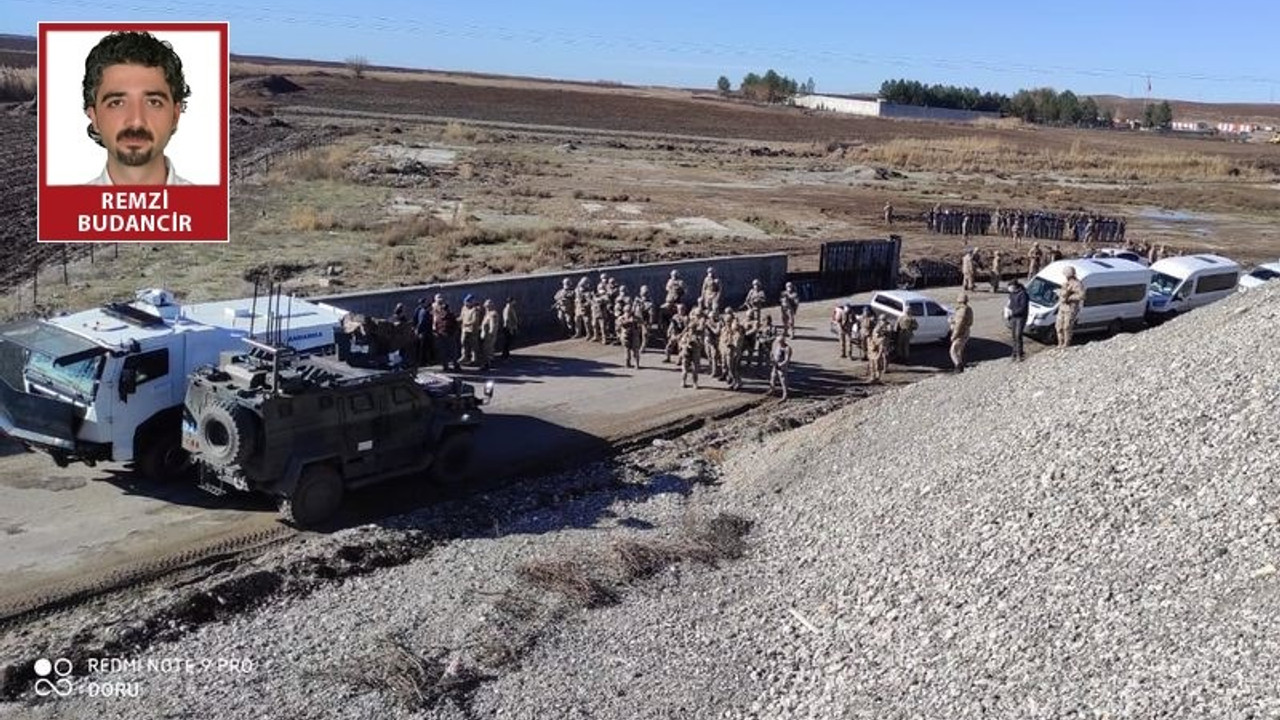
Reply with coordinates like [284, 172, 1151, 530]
[83, 31, 191, 185]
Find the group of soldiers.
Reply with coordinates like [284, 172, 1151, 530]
[921, 205, 1126, 245]
[389, 293, 520, 373]
[993, 209, 1126, 245]
[959, 238, 1177, 294]
[551, 267, 803, 397]
[831, 303, 918, 383]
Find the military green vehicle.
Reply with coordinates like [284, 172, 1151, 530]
[181, 338, 492, 527]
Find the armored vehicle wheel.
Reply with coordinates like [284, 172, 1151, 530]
[197, 400, 257, 466]
[137, 431, 193, 482]
[280, 464, 344, 529]
[430, 431, 476, 489]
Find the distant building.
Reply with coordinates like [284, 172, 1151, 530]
[792, 93, 1000, 123]
[1171, 120, 1212, 133]
[1216, 121, 1258, 135]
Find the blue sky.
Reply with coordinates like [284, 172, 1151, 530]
[11, 0, 1279, 103]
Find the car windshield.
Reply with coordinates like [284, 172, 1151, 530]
[1025, 277, 1060, 307]
[1149, 272, 1180, 296]
[26, 351, 103, 400]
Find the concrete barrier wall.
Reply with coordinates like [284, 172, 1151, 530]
[313, 253, 789, 340]
[878, 103, 1000, 123]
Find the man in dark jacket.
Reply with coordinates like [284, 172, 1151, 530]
[1005, 280, 1029, 362]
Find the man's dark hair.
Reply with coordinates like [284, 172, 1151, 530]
[83, 31, 190, 146]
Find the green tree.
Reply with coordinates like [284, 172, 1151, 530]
[1154, 100, 1174, 128]
[717, 75, 731, 94]
[1079, 96, 1100, 127]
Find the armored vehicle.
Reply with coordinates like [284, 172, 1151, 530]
[0, 287, 348, 481]
[182, 339, 491, 527]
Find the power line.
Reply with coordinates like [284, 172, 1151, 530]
[14, 0, 1278, 89]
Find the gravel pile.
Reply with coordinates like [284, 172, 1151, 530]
[5, 284, 1278, 719]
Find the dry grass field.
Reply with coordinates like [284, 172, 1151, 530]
[1, 61, 1278, 318]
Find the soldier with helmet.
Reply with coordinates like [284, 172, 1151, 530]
[553, 278, 575, 336]
[1055, 265, 1085, 348]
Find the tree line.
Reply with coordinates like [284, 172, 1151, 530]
[717, 70, 813, 103]
[716, 72, 1177, 130]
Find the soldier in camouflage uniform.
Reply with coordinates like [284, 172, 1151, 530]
[663, 302, 688, 364]
[835, 302, 857, 359]
[700, 267, 723, 314]
[665, 269, 686, 306]
[678, 323, 703, 389]
[779, 282, 799, 338]
[591, 289, 610, 344]
[719, 312, 746, 390]
[573, 277, 593, 339]
[1027, 243, 1043, 280]
[634, 285, 655, 351]
[894, 309, 917, 363]
[767, 333, 793, 400]
[618, 304, 642, 368]
[865, 320, 890, 383]
[553, 278, 576, 336]
[857, 307, 876, 361]
[742, 279, 767, 312]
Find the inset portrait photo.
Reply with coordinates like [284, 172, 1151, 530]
[38, 22, 229, 242]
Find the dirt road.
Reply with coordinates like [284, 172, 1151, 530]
[0, 288, 1037, 616]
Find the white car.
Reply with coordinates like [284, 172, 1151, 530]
[1237, 262, 1280, 291]
[1089, 248, 1150, 266]
[867, 290, 953, 344]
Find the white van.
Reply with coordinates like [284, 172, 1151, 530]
[1024, 258, 1152, 343]
[1146, 254, 1242, 321]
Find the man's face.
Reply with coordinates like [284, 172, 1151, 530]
[86, 64, 180, 168]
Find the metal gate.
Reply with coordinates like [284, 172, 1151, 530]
[817, 237, 901, 297]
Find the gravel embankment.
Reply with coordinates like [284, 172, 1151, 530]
[5, 284, 1278, 719]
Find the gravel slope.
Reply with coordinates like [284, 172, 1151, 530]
[5, 284, 1278, 719]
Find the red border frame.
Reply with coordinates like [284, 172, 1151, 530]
[36, 21, 230, 242]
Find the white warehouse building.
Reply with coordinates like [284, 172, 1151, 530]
[793, 93, 1000, 123]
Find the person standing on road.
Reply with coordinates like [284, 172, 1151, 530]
[618, 306, 642, 369]
[500, 297, 519, 360]
[742, 279, 767, 312]
[479, 299, 500, 371]
[961, 249, 976, 292]
[678, 325, 702, 389]
[883, 201, 894, 225]
[1005, 279, 1029, 362]
[413, 296, 433, 368]
[431, 295, 461, 373]
[990, 250, 1003, 293]
[665, 269, 686, 306]
[894, 310, 917, 363]
[1055, 266, 1085, 348]
[701, 267, 722, 314]
[459, 295, 483, 367]
[663, 302, 687, 364]
[948, 293, 974, 373]
[779, 282, 800, 338]
[866, 320, 891, 383]
[767, 332, 793, 400]
[836, 303, 856, 359]
[857, 307, 875, 361]
[553, 278, 575, 336]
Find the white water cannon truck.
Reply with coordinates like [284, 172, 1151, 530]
[0, 288, 350, 480]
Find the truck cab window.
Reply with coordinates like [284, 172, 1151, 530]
[126, 349, 170, 385]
